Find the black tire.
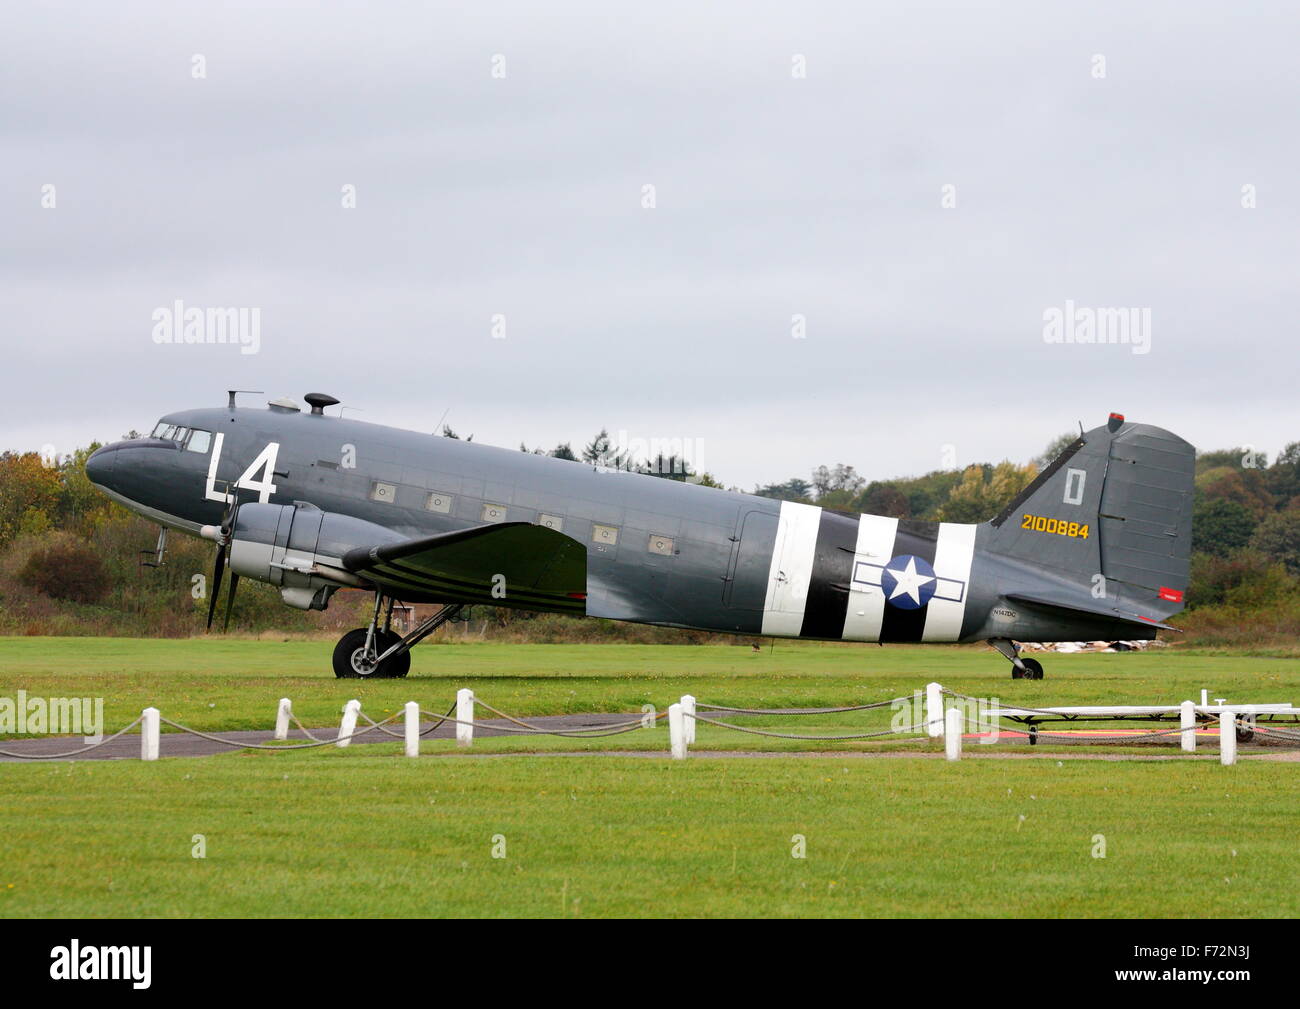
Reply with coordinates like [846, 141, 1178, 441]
[332, 628, 411, 679]
[1019, 657, 1044, 680]
[1236, 722, 1255, 744]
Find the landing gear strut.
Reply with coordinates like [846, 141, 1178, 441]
[332, 595, 465, 679]
[989, 638, 1043, 680]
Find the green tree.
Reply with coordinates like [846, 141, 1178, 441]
[1265, 442, 1300, 505]
[0, 451, 64, 546]
[1192, 496, 1256, 557]
[754, 478, 812, 502]
[938, 461, 1036, 523]
[1032, 432, 1078, 469]
[581, 429, 631, 469]
[859, 483, 910, 518]
[1250, 508, 1300, 575]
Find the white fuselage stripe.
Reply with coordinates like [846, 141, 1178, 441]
[760, 501, 823, 637]
[921, 522, 977, 642]
[842, 514, 899, 641]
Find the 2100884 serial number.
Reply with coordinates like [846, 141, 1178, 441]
[1021, 514, 1090, 539]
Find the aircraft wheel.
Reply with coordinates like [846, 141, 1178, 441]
[374, 630, 411, 679]
[333, 628, 411, 679]
[1013, 658, 1044, 680]
[1235, 722, 1255, 744]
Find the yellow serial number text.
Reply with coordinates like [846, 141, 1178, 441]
[1021, 514, 1090, 539]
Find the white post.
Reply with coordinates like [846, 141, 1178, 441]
[944, 706, 962, 761]
[668, 702, 687, 759]
[1180, 700, 1196, 752]
[141, 707, 160, 761]
[274, 697, 291, 741]
[337, 698, 360, 748]
[1220, 712, 1237, 766]
[681, 694, 696, 745]
[404, 701, 420, 758]
[1200, 689, 1209, 707]
[456, 688, 475, 748]
[926, 682, 944, 738]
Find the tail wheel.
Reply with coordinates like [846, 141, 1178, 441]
[332, 628, 412, 679]
[1012, 658, 1044, 680]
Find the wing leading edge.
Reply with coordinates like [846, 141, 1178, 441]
[342, 522, 587, 613]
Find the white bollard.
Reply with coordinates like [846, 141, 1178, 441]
[1200, 689, 1209, 707]
[1180, 700, 1196, 752]
[456, 688, 475, 748]
[141, 707, 160, 761]
[926, 682, 944, 738]
[681, 694, 696, 745]
[1220, 712, 1237, 766]
[404, 701, 420, 758]
[337, 698, 360, 748]
[668, 702, 687, 759]
[274, 697, 292, 741]
[944, 706, 963, 761]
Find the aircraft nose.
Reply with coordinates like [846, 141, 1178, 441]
[85, 444, 117, 488]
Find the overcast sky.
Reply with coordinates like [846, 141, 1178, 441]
[3, 1, 1297, 489]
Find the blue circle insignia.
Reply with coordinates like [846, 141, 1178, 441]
[880, 554, 938, 610]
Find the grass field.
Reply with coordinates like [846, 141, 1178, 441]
[2, 636, 1299, 917]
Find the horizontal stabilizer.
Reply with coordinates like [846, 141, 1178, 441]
[1005, 592, 1181, 633]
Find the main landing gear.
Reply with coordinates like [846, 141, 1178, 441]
[332, 594, 465, 679]
[989, 638, 1043, 680]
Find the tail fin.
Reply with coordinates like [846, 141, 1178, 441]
[985, 414, 1195, 624]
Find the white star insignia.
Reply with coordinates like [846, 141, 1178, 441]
[888, 556, 935, 605]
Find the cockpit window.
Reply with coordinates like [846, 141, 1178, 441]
[150, 421, 209, 451]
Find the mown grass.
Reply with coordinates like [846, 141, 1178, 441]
[2, 638, 1298, 917]
[0, 751, 1295, 918]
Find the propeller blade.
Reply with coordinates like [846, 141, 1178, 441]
[223, 572, 240, 632]
[206, 543, 226, 631]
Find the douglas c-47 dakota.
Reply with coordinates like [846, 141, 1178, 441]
[85, 392, 1194, 679]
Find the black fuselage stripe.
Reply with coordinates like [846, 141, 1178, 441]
[878, 519, 939, 643]
[799, 511, 857, 640]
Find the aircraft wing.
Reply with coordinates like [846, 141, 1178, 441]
[341, 522, 587, 613]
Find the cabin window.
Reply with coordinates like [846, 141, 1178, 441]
[592, 524, 619, 546]
[481, 503, 507, 523]
[537, 513, 563, 532]
[186, 430, 212, 454]
[425, 492, 453, 514]
[370, 482, 397, 504]
[648, 534, 674, 556]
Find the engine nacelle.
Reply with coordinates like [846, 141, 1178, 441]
[221, 502, 401, 610]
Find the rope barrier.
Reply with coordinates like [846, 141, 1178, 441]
[158, 713, 404, 750]
[695, 698, 906, 715]
[418, 707, 662, 739]
[0, 716, 144, 760]
[5, 683, 1296, 761]
[688, 713, 930, 741]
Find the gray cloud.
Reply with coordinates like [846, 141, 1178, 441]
[3, 0, 1297, 486]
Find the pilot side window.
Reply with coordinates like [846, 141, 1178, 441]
[186, 430, 212, 454]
